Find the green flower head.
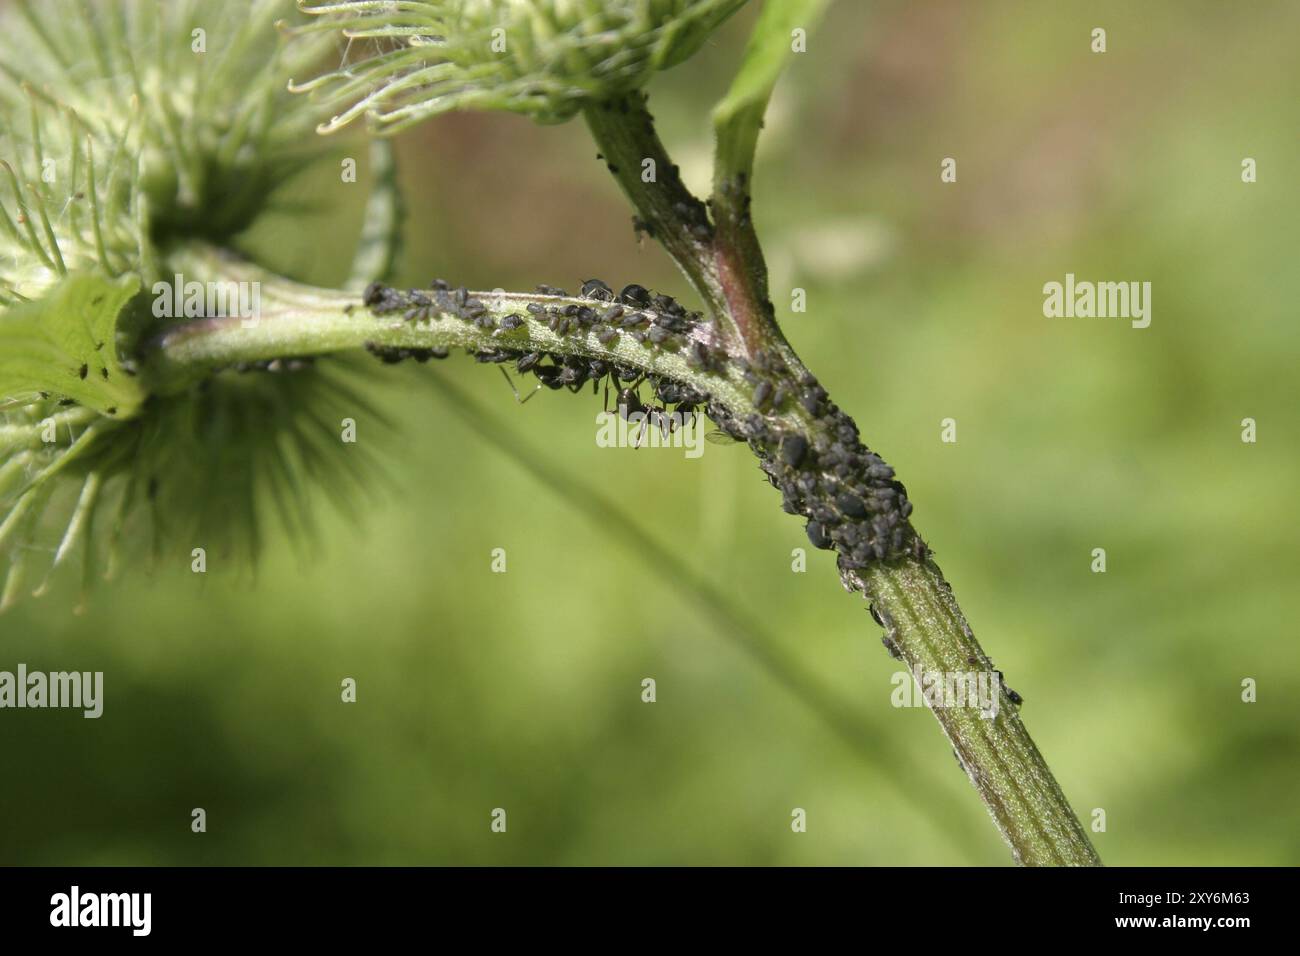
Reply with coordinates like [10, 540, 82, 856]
[0, 0, 352, 610]
[288, 0, 747, 132]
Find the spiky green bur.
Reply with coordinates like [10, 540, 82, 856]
[0, 0, 356, 610]
[288, 0, 747, 132]
[0, 0, 338, 287]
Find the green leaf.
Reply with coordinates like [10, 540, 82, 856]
[0, 270, 144, 416]
[712, 0, 829, 187]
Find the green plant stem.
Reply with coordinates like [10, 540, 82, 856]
[346, 138, 402, 290]
[143, 239, 1099, 864]
[148, 98, 1103, 863]
[140, 244, 751, 409]
[583, 96, 732, 344]
[580, 92, 1100, 866]
[859, 560, 1101, 865]
[137, 243, 991, 861]
[425, 369, 990, 862]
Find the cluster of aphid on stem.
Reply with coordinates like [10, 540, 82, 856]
[359, 277, 720, 440]
[586, 99, 928, 576]
[355, 273, 930, 578]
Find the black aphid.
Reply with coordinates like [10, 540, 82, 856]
[618, 284, 651, 307]
[656, 381, 682, 403]
[836, 493, 867, 518]
[364, 343, 448, 364]
[779, 434, 808, 468]
[992, 669, 1024, 706]
[580, 279, 614, 301]
[684, 342, 708, 370]
[806, 520, 832, 550]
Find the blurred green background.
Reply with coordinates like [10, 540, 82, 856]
[3, 0, 1298, 865]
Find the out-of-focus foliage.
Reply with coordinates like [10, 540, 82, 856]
[2, 0, 1297, 865]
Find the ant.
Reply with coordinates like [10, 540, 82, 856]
[603, 374, 679, 449]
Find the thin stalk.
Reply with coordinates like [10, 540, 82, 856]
[145, 243, 1101, 865]
[581, 92, 1100, 866]
[860, 560, 1100, 865]
[140, 244, 754, 412]
[137, 247, 988, 858]
[583, 95, 730, 342]
[427, 370, 990, 862]
[140, 99, 1102, 866]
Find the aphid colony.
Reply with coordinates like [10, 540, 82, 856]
[362, 277, 719, 367]
[361, 276, 926, 573]
[361, 277, 720, 432]
[711, 347, 927, 575]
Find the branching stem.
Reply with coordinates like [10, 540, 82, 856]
[140, 244, 752, 414]
[584, 92, 1100, 866]
[142, 91, 1102, 865]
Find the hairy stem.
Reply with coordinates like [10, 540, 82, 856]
[139, 242, 990, 860]
[582, 93, 1099, 865]
[859, 560, 1100, 865]
[147, 83, 1102, 860]
[583, 95, 732, 345]
[585, 92, 792, 360]
[426, 371, 991, 861]
[143, 239, 1099, 864]
[140, 244, 750, 410]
